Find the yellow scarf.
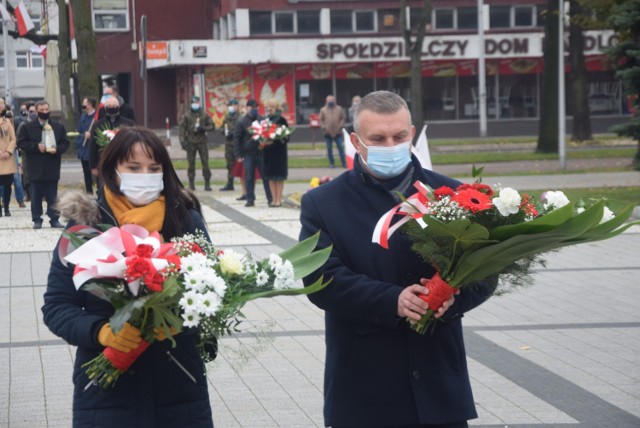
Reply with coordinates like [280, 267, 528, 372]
[104, 186, 166, 233]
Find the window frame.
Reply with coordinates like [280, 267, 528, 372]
[30, 52, 44, 69]
[354, 10, 376, 33]
[296, 10, 321, 35]
[273, 10, 295, 34]
[92, 0, 130, 32]
[249, 10, 273, 35]
[433, 8, 455, 31]
[514, 5, 536, 28]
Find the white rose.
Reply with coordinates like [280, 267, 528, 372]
[493, 187, 521, 217]
[219, 251, 244, 276]
[544, 191, 570, 210]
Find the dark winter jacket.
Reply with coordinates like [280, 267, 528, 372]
[88, 115, 136, 169]
[300, 155, 497, 427]
[76, 111, 96, 161]
[42, 191, 213, 428]
[233, 113, 263, 158]
[17, 119, 69, 181]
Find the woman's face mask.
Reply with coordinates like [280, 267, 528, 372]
[357, 137, 412, 179]
[117, 171, 164, 206]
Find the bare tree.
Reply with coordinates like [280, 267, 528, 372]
[400, 0, 431, 130]
[56, 0, 74, 129]
[569, 0, 592, 141]
[70, 0, 99, 101]
[537, 0, 560, 153]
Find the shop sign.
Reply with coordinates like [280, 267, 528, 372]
[146, 41, 168, 60]
[193, 46, 207, 58]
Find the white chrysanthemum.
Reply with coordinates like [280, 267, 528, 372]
[268, 254, 283, 270]
[256, 270, 269, 287]
[219, 250, 244, 276]
[207, 273, 228, 297]
[180, 253, 212, 274]
[182, 270, 212, 292]
[274, 260, 295, 290]
[179, 291, 202, 313]
[182, 310, 201, 328]
[199, 291, 222, 316]
[493, 187, 521, 217]
[544, 191, 570, 210]
[600, 206, 614, 224]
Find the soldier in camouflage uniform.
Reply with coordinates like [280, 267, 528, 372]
[219, 99, 239, 191]
[179, 96, 215, 190]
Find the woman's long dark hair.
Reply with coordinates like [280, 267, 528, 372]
[98, 126, 202, 239]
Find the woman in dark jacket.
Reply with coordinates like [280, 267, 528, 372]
[262, 98, 289, 207]
[42, 127, 214, 428]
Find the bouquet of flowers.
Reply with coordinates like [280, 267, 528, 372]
[60, 225, 331, 389]
[249, 119, 293, 148]
[94, 125, 120, 151]
[373, 167, 638, 334]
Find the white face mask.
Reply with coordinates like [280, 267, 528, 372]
[117, 172, 164, 206]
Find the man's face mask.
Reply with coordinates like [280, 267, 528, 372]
[117, 171, 164, 206]
[357, 136, 412, 179]
[106, 106, 120, 117]
[191, 103, 201, 111]
[228, 106, 236, 113]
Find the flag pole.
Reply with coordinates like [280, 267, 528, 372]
[2, 0, 12, 106]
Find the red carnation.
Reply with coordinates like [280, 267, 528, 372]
[126, 257, 152, 279]
[135, 244, 154, 258]
[452, 189, 493, 213]
[457, 183, 494, 197]
[189, 243, 205, 254]
[144, 272, 165, 292]
[165, 255, 181, 271]
[434, 186, 455, 200]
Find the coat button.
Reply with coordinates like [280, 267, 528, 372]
[412, 370, 420, 380]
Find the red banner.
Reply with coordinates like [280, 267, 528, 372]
[253, 64, 296, 125]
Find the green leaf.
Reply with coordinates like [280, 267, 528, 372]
[239, 275, 332, 302]
[279, 232, 320, 262]
[110, 296, 150, 332]
[489, 202, 576, 241]
[422, 217, 490, 247]
[288, 245, 333, 280]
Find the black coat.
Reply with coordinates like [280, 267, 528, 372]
[17, 119, 69, 181]
[263, 115, 289, 180]
[233, 113, 263, 157]
[42, 194, 213, 428]
[300, 155, 497, 427]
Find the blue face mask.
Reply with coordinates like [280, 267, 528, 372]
[191, 103, 201, 111]
[358, 137, 412, 179]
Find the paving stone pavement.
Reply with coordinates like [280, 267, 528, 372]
[1, 172, 639, 427]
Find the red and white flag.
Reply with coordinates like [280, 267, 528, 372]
[15, 1, 35, 36]
[342, 128, 357, 170]
[411, 125, 433, 170]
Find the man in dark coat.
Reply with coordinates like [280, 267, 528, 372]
[89, 96, 135, 174]
[17, 100, 69, 229]
[233, 99, 272, 207]
[300, 91, 497, 428]
[97, 86, 136, 122]
[76, 96, 97, 194]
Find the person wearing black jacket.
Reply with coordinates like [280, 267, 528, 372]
[42, 127, 214, 428]
[96, 86, 136, 122]
[89, 96, 135, 174]
[233, 99, 272, 207]
[16, 100, 69, 229]
[300, 91, 497, 428]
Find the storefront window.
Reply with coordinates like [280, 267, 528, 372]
[457, 7, 477, 30]
[489, 6, 511, 29]
[275, 12, 294, 33]
[514, 6, 535, 27]
[434, 9, 454, 30]
[250, 11, 272, 35]
[355, 10, 376, 32]
[297, 10, 320, 34]
[331, 10, 353, 33]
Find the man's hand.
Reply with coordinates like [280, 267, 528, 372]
[91, 168, 99, 176]
[419, 277, 458, 319]
[84, 131, 91, 139]
[38, 143, 46, 153]
[397, 284, 430, 321]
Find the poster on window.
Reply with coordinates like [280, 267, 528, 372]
[335, 63, 374, 79]
[253, 63, 296, 125]
[204, 65, 252, 129]
[295, 63, 332, 80]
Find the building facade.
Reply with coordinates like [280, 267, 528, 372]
[93, 0, 623, 130]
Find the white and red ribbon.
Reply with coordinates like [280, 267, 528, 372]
[64, 224, 176, 295]
[372, 181, 431, 249]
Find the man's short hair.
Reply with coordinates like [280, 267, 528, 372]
[84, 97, 97, 108]
[35, 100, 50, 110]
[353, 91, 409, 134]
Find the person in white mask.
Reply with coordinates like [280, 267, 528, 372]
[43, 126, 215, 428]
[299, 91, 497, 428]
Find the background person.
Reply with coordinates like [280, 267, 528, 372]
[300, 91, 497, 428]
[219, 99, 240, 191]
[319, 94, 346, 168]
[0, 98, 17, 217]
[233, 99, 272, 207]
[89, 96, 135, 176]
[76, 97, 97, 194]
[17, 100, 69, 229]
[179, 96, 215, 191]
[1, 105, 25, 208]
[263, 98, 289, 207]
[42, 127, 214, 428]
